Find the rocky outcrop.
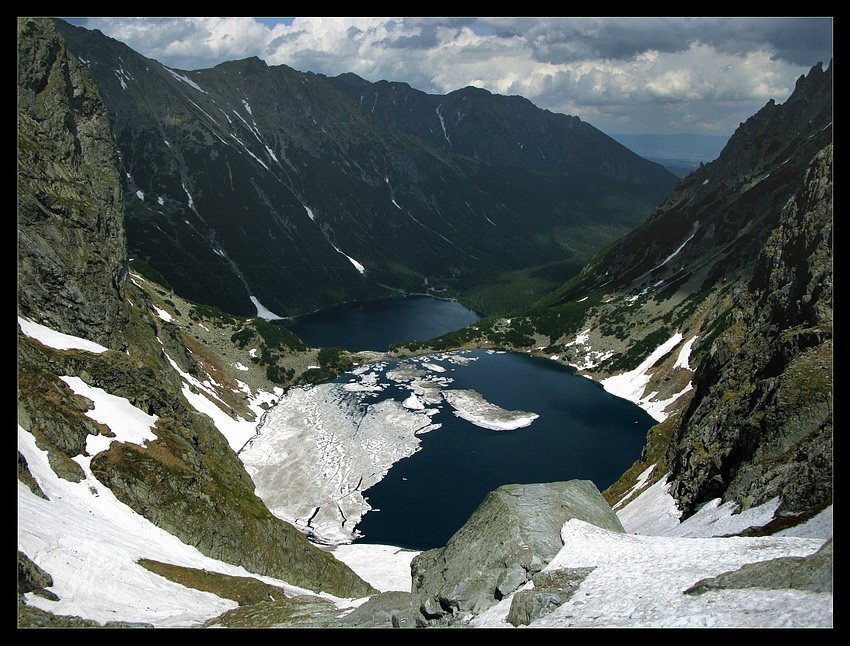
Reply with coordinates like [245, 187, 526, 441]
[505, 567, 595, 626]
[685, 538, 832, 595]
[17, 17, 128, 351]
[405, 62, 832, 528]
[409, 480, 624, 624]
[18, 551, 56, 600]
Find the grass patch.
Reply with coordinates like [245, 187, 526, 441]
[129, 258, 172, 291]
[137, 559, 290, 606]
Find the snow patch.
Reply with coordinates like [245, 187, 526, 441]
[164, 67, 206, 93]
[250, 296, 284, 321]
[600, 332, 684, 421]
[18, 317, 109, 354]
[152, 305, 173, 322]
[651, 221, 699, 272]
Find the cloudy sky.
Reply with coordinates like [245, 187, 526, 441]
[63, 17, 832, 136]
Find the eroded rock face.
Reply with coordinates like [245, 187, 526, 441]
[668, 144, 833, 519]
[410, 480, 624, 623]
[17, 17, 129, 351]
[506, 567, 595, 627]
[685, 538, 833, 595]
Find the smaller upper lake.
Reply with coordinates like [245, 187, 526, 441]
[285, 295, 481, 352]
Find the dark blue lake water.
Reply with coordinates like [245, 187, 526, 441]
[284, 296, 654, 551]
[287, 295, 481, 352]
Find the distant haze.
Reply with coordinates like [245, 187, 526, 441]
[611, 133, 730, 164]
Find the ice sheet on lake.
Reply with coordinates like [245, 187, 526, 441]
[238, 350, 539, 543]
[239, 382, 440, 545]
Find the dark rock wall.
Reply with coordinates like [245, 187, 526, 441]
[18, 17, 129, 350]
[17, 17, 374, 601]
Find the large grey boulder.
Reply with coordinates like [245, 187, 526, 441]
[410, 480, 624, 622]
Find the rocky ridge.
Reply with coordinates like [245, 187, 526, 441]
[52, 18, 677, 318]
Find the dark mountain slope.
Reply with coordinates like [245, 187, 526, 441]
[17, 20, 129, 350]
[326, 72, 678, 185]
[53, 19, 676, 317]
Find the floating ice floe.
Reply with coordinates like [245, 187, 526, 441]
[442, 389, 538, 431]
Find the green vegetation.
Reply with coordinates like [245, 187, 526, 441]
[601, 327, 672, 373]
[457, 259, 587, 316]
[231, 319, 307, 353]
[189, 303, 239, 326]
[298, 347, 354, 384]
[129, 258, 172, 290]
[138, 559, 290, 606]
[317, 346, 353, 372]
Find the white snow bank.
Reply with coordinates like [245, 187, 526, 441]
[18, 416, 326, 628]
[600, 332, 687, 422]
[250, 296, 284, 321]
[152, 304, 173, 321]
[617, 467, 832, 541]
[18, 317, 109, 354]
[59, 376, 158, 454]
[160, 347, 278, 452]
[324, 543, 419, 593]
[674, 335, 698, 369]
[472, 518, 830, 628]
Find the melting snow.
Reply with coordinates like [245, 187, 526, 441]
[600, 332, 684, 421]
[328, 242, 366, 274]
[18, 316, 108, 354]
[164, 67, 206, 93]
[250, 296, 284, 321]
[651, 221, 699, 272]
[674, 335, 698, 370]
[152, 305, 173, 322]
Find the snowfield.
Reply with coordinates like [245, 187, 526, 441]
[18, 319, 832, 627]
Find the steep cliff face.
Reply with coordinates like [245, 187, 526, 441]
[17, 18, 374, 614]
[667, 143, 832, 517]
[17, 17, 128, 350]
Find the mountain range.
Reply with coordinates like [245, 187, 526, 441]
[18, 17, 831, 627]
[49, 19, 678, 318]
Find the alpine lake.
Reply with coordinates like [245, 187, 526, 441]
[277, 295, 655, 551]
